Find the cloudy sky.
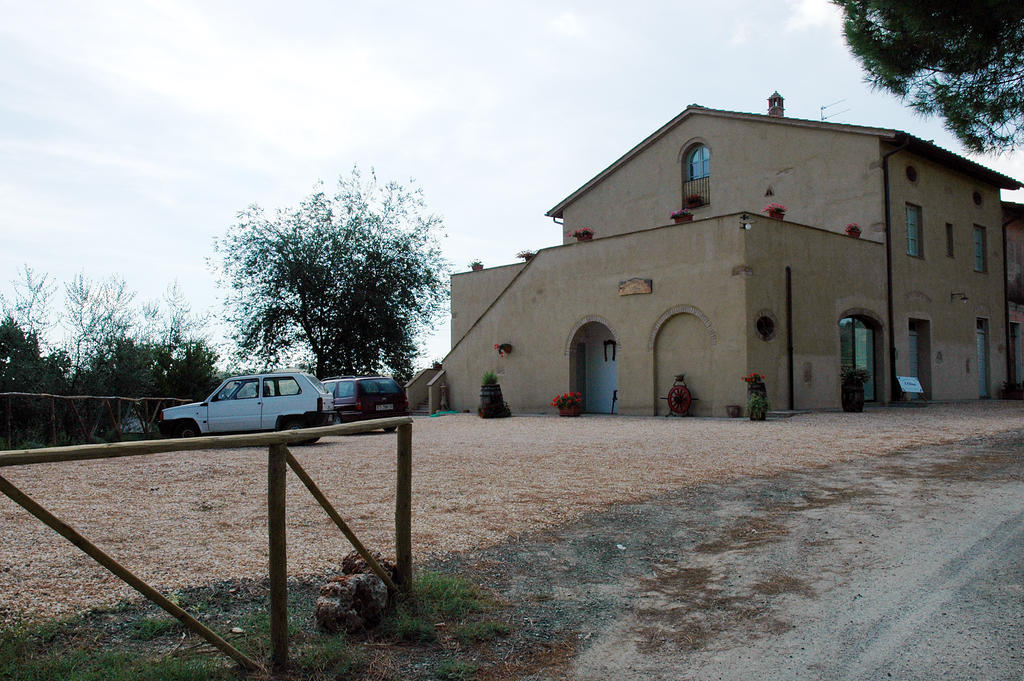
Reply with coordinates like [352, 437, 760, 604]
[2, 0, 1022, 365]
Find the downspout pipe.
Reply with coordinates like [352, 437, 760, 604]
[786, 266, 794, 410]
[882, 135, 911, 403]
[1002, 216, 1015, 384]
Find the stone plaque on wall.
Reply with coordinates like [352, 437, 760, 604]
[618, 278, 652, 296]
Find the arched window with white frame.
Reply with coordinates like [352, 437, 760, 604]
[682, 143, 711, 208]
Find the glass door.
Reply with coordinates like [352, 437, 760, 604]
[840, 317, 876, 401]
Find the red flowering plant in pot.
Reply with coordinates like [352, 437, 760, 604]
[685, 193, 704, 208]
[670, 208, 693, 224]
[516, 250, 536, 261]
[763, 203, 787, 219]
[552, 391, 583, 417]
[494, 343, 512, 357]
[845, 223, 862, 238]
[571, 227, 594, 241]
[742, 371, 767, 399]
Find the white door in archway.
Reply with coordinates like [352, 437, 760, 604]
[571, 322, 618, 413]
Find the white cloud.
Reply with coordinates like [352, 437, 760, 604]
[785, 0, 843, 32]
[546, 11, 586, 39]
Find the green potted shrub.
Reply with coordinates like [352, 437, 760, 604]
[840, 366, 870, 412]
[747, 392, 769, 421]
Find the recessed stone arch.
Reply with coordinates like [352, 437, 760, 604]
[565, 315, 620, 357]
[677, 137, 710, 164]
[838, 309, 885, 402]
[837, 307, 884, 330]
[647, 305, 717, 351]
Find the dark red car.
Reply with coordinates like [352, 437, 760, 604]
[322, 376, 409, 429]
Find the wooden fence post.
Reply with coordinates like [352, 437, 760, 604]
[395, 423, 412, 592]
[267, 443, 289, 669]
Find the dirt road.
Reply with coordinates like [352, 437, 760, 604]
[453, 431, 1024, 680]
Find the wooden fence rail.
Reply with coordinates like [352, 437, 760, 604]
[0, 417, 414, 672]
[1, 391, 192, 448]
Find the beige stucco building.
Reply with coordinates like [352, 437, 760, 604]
[436, 96, 1022, 416]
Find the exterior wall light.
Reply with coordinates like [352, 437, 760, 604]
[950, 291, 969, 303]
[740, 213, 754, 230]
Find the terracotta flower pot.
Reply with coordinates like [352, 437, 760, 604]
[558, 405, 581, 417]
[767, 210, 785, 220]
[575, 234, 593, 241]
[672, 215, 693, 224]
[471, 264, 483, 271]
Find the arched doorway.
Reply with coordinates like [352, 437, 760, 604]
[652, 310, 714, 416]
[839, 315, 882, 401]
[568, 321, 618, 413]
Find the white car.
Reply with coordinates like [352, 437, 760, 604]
[158, 371, 334, 439]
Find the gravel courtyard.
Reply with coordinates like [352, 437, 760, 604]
[1, 402, 1021, 620]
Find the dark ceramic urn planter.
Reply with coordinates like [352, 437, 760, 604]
[841, 384, 865, 412]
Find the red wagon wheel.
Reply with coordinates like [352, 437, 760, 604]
[667, 384, 692, 415]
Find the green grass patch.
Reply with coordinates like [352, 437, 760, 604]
[294, 632, 363, 677]
[435, 657, 479, 680]
[411, 571, 492, 620]
[0, 622, 231, 681]
[453, 620, 511, 645]
[129, 616, 182, 641]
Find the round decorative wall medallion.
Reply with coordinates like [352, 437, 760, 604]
[905, 165, 918, 182]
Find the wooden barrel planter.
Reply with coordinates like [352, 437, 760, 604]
[479, 384, 510, 418]
[746, 381, 767, 400]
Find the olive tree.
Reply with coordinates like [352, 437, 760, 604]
[216, 167, 448, 380]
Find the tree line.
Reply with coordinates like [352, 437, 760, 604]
[1, 167, 449, 447]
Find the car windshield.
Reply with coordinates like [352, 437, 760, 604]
[358, 378, 401, 394]
[331, 381, 356, 398]
[303, 374, 327, 393]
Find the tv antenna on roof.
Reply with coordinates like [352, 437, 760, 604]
[821, 99, 850, 121]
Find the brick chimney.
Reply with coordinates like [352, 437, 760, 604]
[768, 91, 784, 117]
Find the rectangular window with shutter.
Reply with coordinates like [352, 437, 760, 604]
[906, 204, 922, 257]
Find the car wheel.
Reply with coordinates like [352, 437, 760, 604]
[176, 421, 200, 438]
[280, 418, 317, 445]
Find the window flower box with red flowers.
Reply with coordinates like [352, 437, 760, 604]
[552, 391, 582, 417]
[845, 223, 862, 238]
[685, 194, 705, 209]
[571, 227, 594, 241]
[670, 209, 693, 224]
[763, 203, 787, 219]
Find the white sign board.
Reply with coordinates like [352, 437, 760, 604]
[897, 376, 924, 394]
